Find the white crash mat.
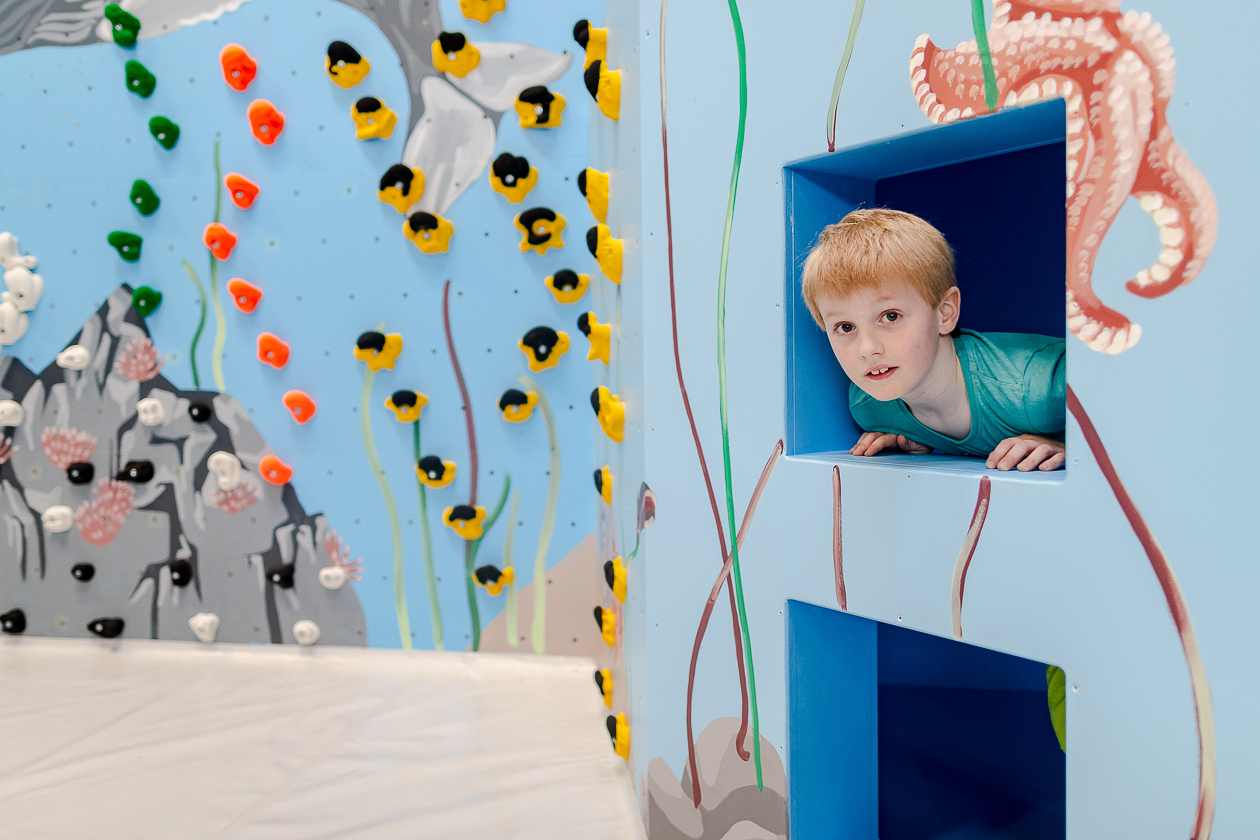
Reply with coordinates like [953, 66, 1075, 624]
[0, 638, 645, 839]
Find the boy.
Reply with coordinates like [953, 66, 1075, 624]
[800, 208, 1065, 472]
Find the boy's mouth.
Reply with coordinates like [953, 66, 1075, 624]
[866, 366, 896, 381]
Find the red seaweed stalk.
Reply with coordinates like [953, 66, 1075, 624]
[685, 439, 782, 807]
[950, 476, 991, 639]
[1067, 385, 1215, 839]
[832, 465, 846, 609]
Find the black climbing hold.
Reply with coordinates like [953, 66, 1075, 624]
[577, 312, 592, 336]
[517, 86, 555, 122]
[357, 331, 386, 352]
[1, 608, 26, 634]
[188, 401, 213, 423]
[573, 19, 590, 49]
[577, 169, 587, 196]
[118, 460, 154, 483]
[590, 387, 602, 414]
[552, 269, 581, 292]
[584, 61, 602, 99]
[66, 462, 95, 485]
[449, 504, 477, 523]
[492, 153, 531, 186]
[606, 714, 618, 741]
[168, 559, 193, 587]
[328, 40, 362, 65]
[354, 96, 382, 114]
[438, 31, 467, 53]
[594, 668, 605, 691]
[379, 163, 415, 193]
[604, 559, 616, 590]
[587, 226, 600, 256]
[268, 563, 295, 589]
[593, 605, 604, 630]
[474, 565, 503, 585]
[594, 467, 604, 495]
[521, 326, 561, 362]
[418, 455, 448, 482]
[87, 617, 125, 638]
[407, 212, 439, 233]
[498, 389, 529, 410]
[390, 389, 418, 408]
[71, 563, 95, 582]
[518, 207, 558, 246]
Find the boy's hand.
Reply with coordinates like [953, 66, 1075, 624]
[986, 435, 1065, 471]
[850, 432, 932, 457]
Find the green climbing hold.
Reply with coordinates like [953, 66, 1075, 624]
[131, 285, 162, 316]
[129, 179, 159, 216]
[149, 116, 179, 150]
[107, 231, 142, 262]
[104, 4, 141, 47]
[125, 59, 156, 98]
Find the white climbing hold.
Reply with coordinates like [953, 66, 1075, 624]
[0, 400, 24, 427]
[41, 505, 74, 533]
[136, 396, 166, 426]
[207, 451, 242, 490]
[293, 619, 320, 646]
[318, 566, 347, 590]
[188, 612, 220, 643]
[0, 302, 30, 346]
[3, 267, 43, 311]
[0, 233, 37, 271]
[57, 345, 91, 371]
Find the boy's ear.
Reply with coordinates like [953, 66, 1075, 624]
[937, 286, 961, 335]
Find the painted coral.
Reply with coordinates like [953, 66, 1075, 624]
[41, 427, 97, 471]
[0, 437, 19, 465]
[212, 482, 259, 514]
[74, 478, 136, 546]
[114, 337, 166, 381]
[324, 528, 364, 581]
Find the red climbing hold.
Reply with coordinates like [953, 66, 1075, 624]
[224, 173, 260, 209]
[219, 44, 258, 92]
[227, 278, 263, 313]
[247, 99, 285, 145]
[258, 454, 292, 485]
[203, 223, 238, 260]
[256, 332, 290, 369]
[283, 390, 317, 424]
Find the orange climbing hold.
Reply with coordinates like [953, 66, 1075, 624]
[224, 173, 259, 209]
[219, 44, 257, 91]
[258, 454, 292, 485]
[247, 99, 285, 145]
[256, 332, 290, 369]
[227, 278, 262, 313]
[283, 390, 317, 425]
[203, 223, 238, 260]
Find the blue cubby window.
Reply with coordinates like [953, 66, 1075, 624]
[783, 100, 1067, 481]
[786, 600, 1066, 840]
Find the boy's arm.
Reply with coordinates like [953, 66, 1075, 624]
[851, 432, 932, 457]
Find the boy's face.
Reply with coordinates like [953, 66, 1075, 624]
[813, 279, 959, 402]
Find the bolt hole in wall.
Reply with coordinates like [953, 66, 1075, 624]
[787, 601, 1065, 840]
[783, 100, 1067, 481]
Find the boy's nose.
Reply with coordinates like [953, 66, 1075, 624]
[858, 332, 883, 358]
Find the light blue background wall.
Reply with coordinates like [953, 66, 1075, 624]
[0, 0, 610, 651]
[609, 0, 1260, 836]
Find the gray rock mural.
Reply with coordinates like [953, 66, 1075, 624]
[0, 285, 366, 645]
[648, 717, 788, 840]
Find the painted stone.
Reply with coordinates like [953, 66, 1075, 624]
[351, 97, 397, 140]
[125, 59, 156, 98]
[103, 4, 141, 47]
[107, 231, 142, 262]
[224, 173, 259, 209]
[135, 397, 165, 426]
[293, 619, 320, 646]
[326, 41, 370, 88]
[149, 116, 179, 149]
[247, 99, 285, 145]
[188, 612, 220, 643]
[219, 43, 257, 91]
[227, 278, 262, 313]
[3, 266, 43, 311]
[131, 285, 162, 317]
[129, 179, 160, 216]
[256, 332, 290, 369]
[41, 506, 73, 534]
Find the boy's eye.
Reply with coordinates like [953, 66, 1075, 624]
[884, 311, 900, 323]
[835, 323, 854, 334]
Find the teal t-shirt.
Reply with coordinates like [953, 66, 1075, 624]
[848, 329, 1066, 458]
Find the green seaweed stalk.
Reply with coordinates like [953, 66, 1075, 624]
[825, 0, 866, 151]
[717, 0, 763, 790]
[518, 374, 561, 655]
[413, 420, 444, 651]
[180, 260, 207, 388]
[971, 0, 998, 111]
[466, 473, 512, 651]
[504, 490, 521, 647]
[209, 141, 227, 393]
[359, 322, 412, 649]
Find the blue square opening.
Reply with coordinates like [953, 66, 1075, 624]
[786, 600, 1066, 840]
[783, 101, 1067, 481]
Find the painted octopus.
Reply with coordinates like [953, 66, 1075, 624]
[911, 0, 1217, 354]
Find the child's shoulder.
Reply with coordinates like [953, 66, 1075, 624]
[958, 329, 1064, 383]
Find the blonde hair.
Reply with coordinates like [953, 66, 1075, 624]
[800, 208, 955, 329]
